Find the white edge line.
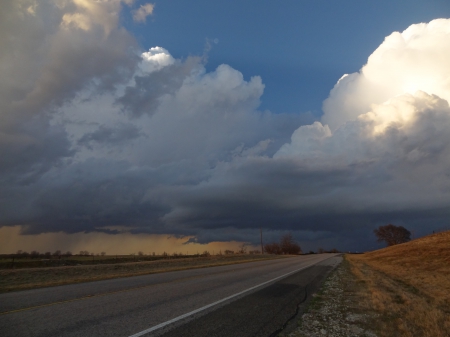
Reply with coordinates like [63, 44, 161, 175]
[128, 257, 331, 337]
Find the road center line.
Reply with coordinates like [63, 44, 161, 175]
[128, 257, 331, 337]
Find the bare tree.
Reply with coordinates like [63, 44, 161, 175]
[280, 233, 302, 254]
[374, 224, 411, 246]
[265, 233, 302, 255]
[238, 243, 247, 254]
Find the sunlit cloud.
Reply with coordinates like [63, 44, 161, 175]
[322, 19, 450, 131]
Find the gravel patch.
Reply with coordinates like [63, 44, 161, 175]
[281, 259, 378, 337]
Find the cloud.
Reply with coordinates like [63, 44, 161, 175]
[132, 3, 154, 23]
[77, 123, 142, 149]
[0, 12, 308, 241]
[1, 6, 450, 252]
[117, 55, 202, 118]
[0, 0, 138, 178]
[26, 57, 308, 234]
[139, 47, 176, 73]
[322, 18, 450, 131]
[267, 19, 450, 248]
[154, 19, 450, 248]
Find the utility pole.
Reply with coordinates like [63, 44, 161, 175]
[260, 228, 264, 254]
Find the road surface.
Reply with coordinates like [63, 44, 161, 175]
[0, 254, 341, 337]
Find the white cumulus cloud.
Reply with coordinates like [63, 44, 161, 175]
[322, 18, 450, 131]
[281, 18, 450, 162]
[139, 47, 176, 74]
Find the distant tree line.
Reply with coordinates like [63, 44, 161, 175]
[14, 250, 72, 258]
[9, 246, 270, 260]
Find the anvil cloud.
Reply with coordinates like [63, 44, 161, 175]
[1, 1, 450, 251]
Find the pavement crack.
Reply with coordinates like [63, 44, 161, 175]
[269, 285, 308, 337]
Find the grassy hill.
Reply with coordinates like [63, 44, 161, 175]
[346, 231, 450, 337]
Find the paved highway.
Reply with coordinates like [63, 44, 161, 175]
[0, 254, 340, 337]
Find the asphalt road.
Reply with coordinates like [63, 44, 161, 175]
[0, 254, 340, 337]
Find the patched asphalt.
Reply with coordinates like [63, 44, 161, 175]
[158, 257, 341, 337]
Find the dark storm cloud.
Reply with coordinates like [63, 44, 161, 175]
[0, 118, 72, 182]
[14, 159, 169, 235]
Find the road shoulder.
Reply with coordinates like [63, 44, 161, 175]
[282, 255, 378, 337]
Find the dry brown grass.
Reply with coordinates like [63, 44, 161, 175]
[346, 230, 450, 337]
[0, 254, 287, 293]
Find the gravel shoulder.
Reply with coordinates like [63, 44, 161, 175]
[282, 255, 378, 337]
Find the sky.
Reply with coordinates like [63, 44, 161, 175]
[1, 0, 450, 254]
[123, 0, 450, 115]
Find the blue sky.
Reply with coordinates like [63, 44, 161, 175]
[122, 0, 450, 115]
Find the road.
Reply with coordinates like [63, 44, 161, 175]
[0, 254, 341, 337]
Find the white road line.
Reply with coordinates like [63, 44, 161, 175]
[128, 257, 330, 337]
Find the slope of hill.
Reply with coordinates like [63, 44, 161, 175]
[363, 230, 450, 300]
[346, 231, 450, 337]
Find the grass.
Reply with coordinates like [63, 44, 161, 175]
[346, 230, 450, 337]
[0, 254, 185, 269]
[0, 254, 288, 293]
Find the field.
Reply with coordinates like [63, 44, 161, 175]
[0, 253, 187, 269]
[0, 254, 286, 293]
[346, 231, 450, 337]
